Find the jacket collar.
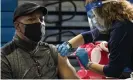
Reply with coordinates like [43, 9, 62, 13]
[13, 35, 37, 52]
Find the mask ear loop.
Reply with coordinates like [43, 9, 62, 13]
[40, 16, 46, 42]
[41, 22, 45, 35]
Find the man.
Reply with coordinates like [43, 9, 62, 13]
[1, 2, 79, 79]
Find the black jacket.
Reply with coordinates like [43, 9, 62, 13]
[1, 35, 58, 79]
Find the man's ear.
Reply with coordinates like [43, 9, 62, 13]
[14, 22, 20, 31]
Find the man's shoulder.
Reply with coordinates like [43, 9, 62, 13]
[39, 42, 58, 54]
[39, 42, 58, 65]
[39, 42, 57, 50]
[39, 41, 55, 46]
[1, 41, 17, 56]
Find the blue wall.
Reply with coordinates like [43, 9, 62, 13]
[1, 0, 17, 46]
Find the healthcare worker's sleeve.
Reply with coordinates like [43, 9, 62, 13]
[103, 22, 133, 78]
[81, 28, 109, 44]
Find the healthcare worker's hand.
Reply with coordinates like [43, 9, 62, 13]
[56, 42, 72, 56]
[76, 48, 89, 68]
[99, 41, 109, 52]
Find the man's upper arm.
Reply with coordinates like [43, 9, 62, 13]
[57, 53, 79, 79]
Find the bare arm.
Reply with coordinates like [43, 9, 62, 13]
[68, 34, 84, 48]
[58, 53, 80, 79]
[87, 62, 105, 75]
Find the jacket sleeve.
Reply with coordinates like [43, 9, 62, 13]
[1, 54, 13, 79]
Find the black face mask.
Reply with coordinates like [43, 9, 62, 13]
[24, 23, 42, 42]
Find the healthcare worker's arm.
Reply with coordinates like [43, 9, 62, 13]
[68, 34, 85, 48]
[56, 29, 94, 56]
[86, 63, 105, 75]
[57, 28, 108, 56]
[69, 28, 101, 48]
[58, 53, 80, 79]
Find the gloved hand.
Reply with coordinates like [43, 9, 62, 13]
[76, 48, 89, 68]
[56, 42, 72, 56]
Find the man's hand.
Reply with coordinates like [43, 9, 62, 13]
[56, 42, 72, 56]
[76, 48, 89, 68]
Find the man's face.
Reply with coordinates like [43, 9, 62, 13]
[15, 11, 44, 32]
[14, 11, 45, 41]
[16, 11, 44, 32]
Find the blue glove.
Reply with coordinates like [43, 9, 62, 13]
[56, 42, 72, 56]
[76, 48, 89, 68]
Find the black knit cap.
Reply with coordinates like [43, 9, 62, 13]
[13, 2, 47, 22]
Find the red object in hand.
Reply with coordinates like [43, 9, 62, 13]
[76, 41, 109, 79]
[79, 41, 109, 65]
